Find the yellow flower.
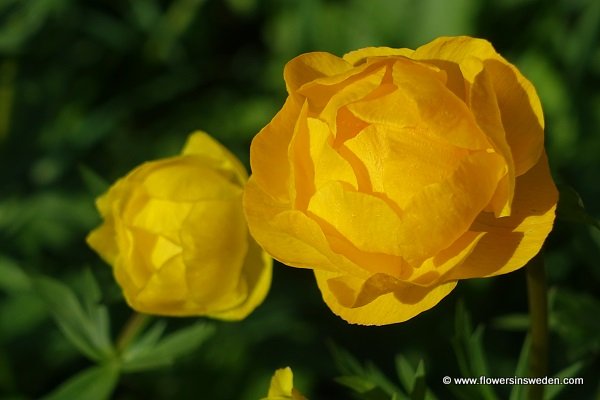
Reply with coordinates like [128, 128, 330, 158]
[87, 131, 272, 319]
[262, 367, 307, 400]
[244, 36, 557, 325]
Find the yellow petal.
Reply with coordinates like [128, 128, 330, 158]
[268, 367, 294, 397]
[87, 223, 118, 266]
[179, 197, 249, 308]
[412, 230, 486, 286]
[399, 151, 505, 264]
[484, 57, 544, 175]
[284, 52, 351, 94]
[464, 60, 515, 216]
[208, 238, 273, 320]
[130, 255, 188, 314]
[182, 130, 248, 185]
[263, 367, 308, 400]
[87, 179, 133, 265]
[244, 178, 365, 277]
[307, 181, 404, 259]
[412, 36, 544, 176]
[347, 59, 490, 151]
[445, 152, 557, 280]
[316, 64, 387, 135]
[344, 124, 469, 207]
[296, 60, 384, 116]
[343, 46, 414, 66]
[140, 158, 242, 202]
[128, 197, 193, 243]
[288, 114, 358, 208]
[250, 96, 302, 202]
[315, 270, 457, 325]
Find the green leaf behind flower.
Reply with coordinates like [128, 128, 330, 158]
[42, 364, 119, 400]
[31, 272, 114, 362]
[120, 322, 215, 372]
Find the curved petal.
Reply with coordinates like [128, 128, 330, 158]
[412, 36, 544, 176]
[284, 52, 351, 94]
[182, 130, 248, 185]
[180, 197, 248, 307]
[315, 270, 456, 325]
[250, 96, 302, 202]
[244, 177, 366, 277]
[444, 152, 557, 280]
[288, 111, 359, 209]
[343, 46, 414, 66]
[344, 124, 469, 208]
[137, 158, 242, 202]
[307, 181, 404, 257]
[347, 59, 491, 151]
[461, 61, 515, 217]
[87, 179, 132, 265]
[209, 237, 273, 320]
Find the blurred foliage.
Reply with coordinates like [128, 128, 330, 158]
[0, 0, 599, 399]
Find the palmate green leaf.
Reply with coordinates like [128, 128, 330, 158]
[120, 322, 214, 372]
[556, 185, 600, 230]
[42, 363, 119, 400]
[332, 344, 440, 400]
[31, 273, 114, 362]
[394, 356, 436, 400]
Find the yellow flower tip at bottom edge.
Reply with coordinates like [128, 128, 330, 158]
[262, 367, 308, 400]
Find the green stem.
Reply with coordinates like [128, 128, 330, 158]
[526, 253, 549, 400]
[116, 312, 151, 352]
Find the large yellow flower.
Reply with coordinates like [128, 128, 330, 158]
[244, 36, 557, 325]
[88, 131, 272, 319]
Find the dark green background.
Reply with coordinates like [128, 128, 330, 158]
[1, 0, 599, 399]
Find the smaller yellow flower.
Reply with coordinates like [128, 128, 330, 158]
[263, 367, 307, 400]
[87, 131, 272, 319]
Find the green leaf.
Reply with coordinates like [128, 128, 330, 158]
[127, 320, 167, 352]
[395, 355, 415, 393]
[42, 363, 119, 400]
[551, 289, 600, 358]
[0, 256, 31, 293]
[120, 322, 214, 372]
[365, 361, 402, 396]
[556, 185, 600, 230]
[78, 165, 110, 199]
[491, 313, 530, 332]
[330, 342, 365, 376]
[544, 360, 586, 400]
[31, 274, 114, 362]
[335, 375, 376, 394]
[394, 356, 431, 400]
[509, 335, 531, 400]
[451, 301, 498, 400]
[411, 361, 426, 400]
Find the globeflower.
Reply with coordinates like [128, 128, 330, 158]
[244, 36, 557, 325]
[87, 131, 272, 319]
